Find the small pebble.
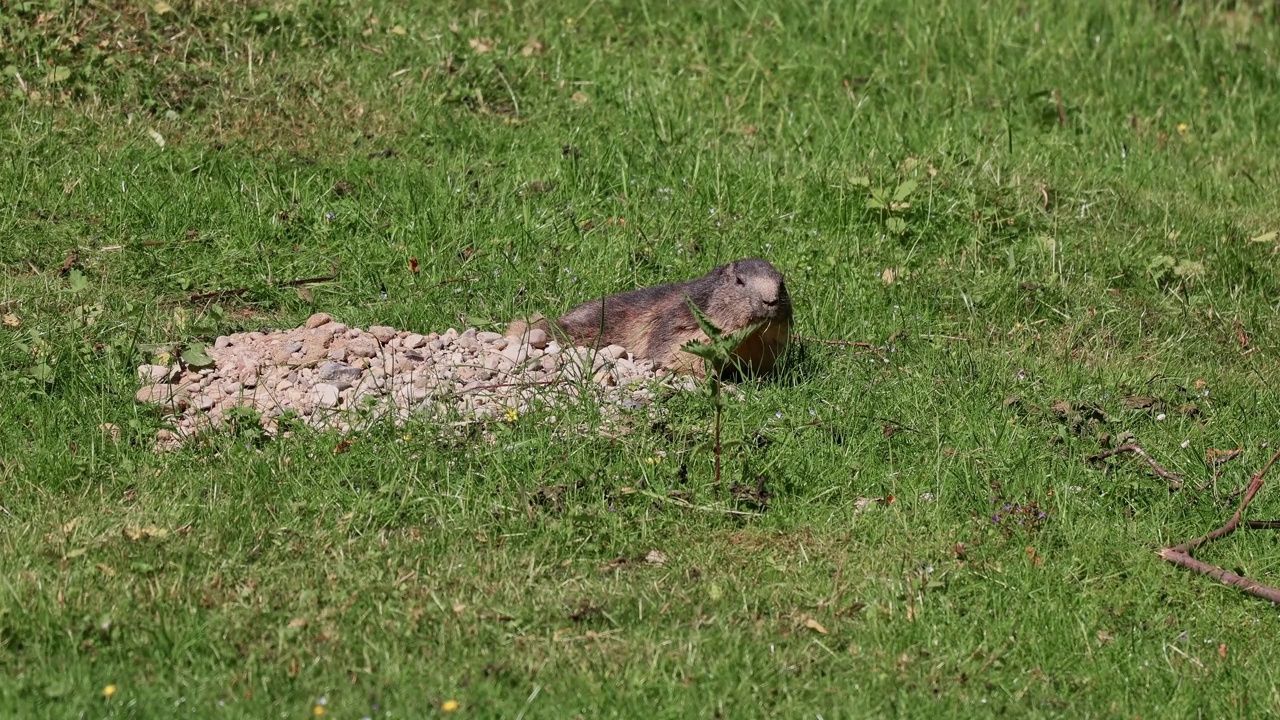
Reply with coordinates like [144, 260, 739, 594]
[134, 315, 689, 449]
[313, 383, 340, 408]
[137, 364, 172, 383]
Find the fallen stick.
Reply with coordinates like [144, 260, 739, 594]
[1159, 448, 1280, 604]
[1158, 550, 1280, 604]
[1088, 443, 1184, 489]
[790, 334, 880, 350]
[1195, 446, 1244, 492]
[188, 274, 337, 302]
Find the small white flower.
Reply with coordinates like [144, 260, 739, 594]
[1156, 413, 1167, 421]
[1180, 440, 1190, 448]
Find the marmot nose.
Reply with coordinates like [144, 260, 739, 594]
[762, 297, 779, 307]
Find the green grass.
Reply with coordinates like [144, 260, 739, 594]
[4, 0, 1280, 716]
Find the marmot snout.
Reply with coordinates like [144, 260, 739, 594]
[507, 258, 793, 378]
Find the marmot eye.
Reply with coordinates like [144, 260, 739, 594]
[735, 277, 745, 286]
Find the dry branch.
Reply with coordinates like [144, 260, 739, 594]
[186, 271, 337, 299]
[188, 274, 336, 302]
[1088, 443, 1184, 489]
[1159, 448, 1280, 604]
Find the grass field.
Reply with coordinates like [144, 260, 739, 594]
[4, 0, 1280, 716]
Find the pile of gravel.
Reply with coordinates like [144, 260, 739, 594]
[135, 313, 696, 450]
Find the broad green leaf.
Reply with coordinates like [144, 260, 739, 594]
[68, 268, 89, 292]
[892, 178, 918, 203]
[181, 343, 214, 369]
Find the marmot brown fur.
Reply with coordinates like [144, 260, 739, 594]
[506, 258, 792, 377]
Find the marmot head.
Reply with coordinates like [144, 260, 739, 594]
[708, 258, 792, 327]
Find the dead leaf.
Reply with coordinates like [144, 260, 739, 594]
[123, 525, 169, 541]
[295, 287, 314, 303]
[803, 617, 828, 634]
[596, 557, 629, 573]
[95, 563, 116, 577]
[287, 617, 308, 629]
[469, 37, 495, 54]
[1234, 319, 1251, 348]
[1206, 446, 1242, 465]
[571, 91, 591, 105]
[59, 251, 79, 276]
[62, 518, 80, 534]
[2, 313, 20, 328]
[452, 601, 467, 616]
[1218, 643, 1227, 658]
[1025, 546, 1044, 566]
[645, 550, 668, 566]
[333, 438, 354, 455]
[854, 496, 893, 513]
[1122, 395, 1162, 411]
[1249, 231, 1277, 244]
[408, 257, 420, 275]
[880, 267, 898, 284]
[1096, 629, 1114, 645]
[521, 36, 544, 56]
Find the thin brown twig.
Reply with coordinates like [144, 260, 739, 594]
[1158, 550, 1280, 604]
[1088, 443, 1184, 489]
[1159, 448, 1280, 604]
[188, 274, 337, 302]
[1053, 89, 1066, 127]
[1195, 446, 1243, 492]
[791, 334, 878, 350]
[436, 276, 479, 287]
[1169, 449, 1280, 554]
[455, 378, 558, 395]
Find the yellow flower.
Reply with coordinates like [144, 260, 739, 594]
[442, 699, 460, 712]
[313, 705, 326, 717]
[102, 684, 117, 699]
[504, 408, 519, 423]
[1176, 123, 1189, 135]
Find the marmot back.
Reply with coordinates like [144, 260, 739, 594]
[507, 258, 793, 377]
